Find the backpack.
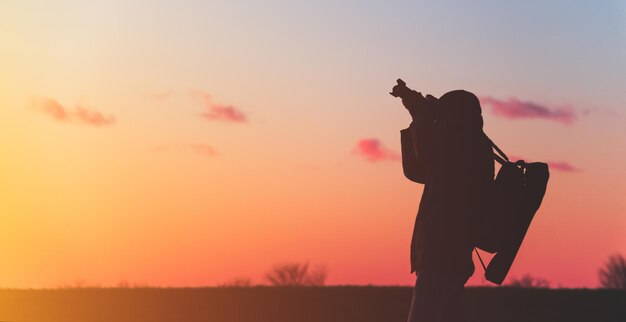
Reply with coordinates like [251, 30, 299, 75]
[474, 135, 550, 285]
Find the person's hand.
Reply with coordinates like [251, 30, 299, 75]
[424, 94, 437, 102]
[389, 79, 438, 122]
[401, 90, 430, 121]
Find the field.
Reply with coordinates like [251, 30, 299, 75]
[0, 287, 624, 322]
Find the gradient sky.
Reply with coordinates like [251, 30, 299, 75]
[1, 0, 625, 288]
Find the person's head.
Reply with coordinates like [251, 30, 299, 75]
[438, 90, 484, 135]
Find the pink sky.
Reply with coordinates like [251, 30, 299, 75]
[0, 1, 625, 289]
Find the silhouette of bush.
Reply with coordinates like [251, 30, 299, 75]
[264, 262, 327, 286]
[507, 274, 550, 288]
[115, 280, 151, 288]
[117, 280, 131, 288]
[598, 253, 626, 290]
[219, 277, 254, 287]
[58, 279, 102, 289]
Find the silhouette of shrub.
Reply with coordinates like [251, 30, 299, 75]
[507, 274, 550, 288]
[598, 253, 626, 290]
[58, 279, 102, 289]
[264, 262, 327, 286]
[219, 277, 254, 287]
[117, 280, 131, 288]
[114, 280, 151, 288]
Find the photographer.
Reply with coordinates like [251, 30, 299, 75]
[392, 81, 494, 322]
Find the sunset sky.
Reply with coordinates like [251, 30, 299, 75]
[1, 1, 625, 288]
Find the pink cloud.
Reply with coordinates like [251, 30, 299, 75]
[32, 98, 115, 126]
[74, 106, 116, 126]
[37, 98, 69, 121]
[545, 161, 581, 172]
[194, 92, 247, 123]
[481, 96, 575, 124]
[201, 104, 247, 122]
[353, 138, 400, 162]
[509, 155, 581, 173]
[188, 144, 218, 157]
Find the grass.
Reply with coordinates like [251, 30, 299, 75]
[0, 286, 624, 322]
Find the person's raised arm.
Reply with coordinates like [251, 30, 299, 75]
[401, 124, 427, 183]
[391, 79, 439, 184]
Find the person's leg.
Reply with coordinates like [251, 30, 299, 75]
[407, 269, 442, 322]
[440, 272, 468, 322]
[406, 272, 422, 322]
[407, 269, 469, 322]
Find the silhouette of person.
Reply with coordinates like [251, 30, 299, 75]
[393, 82, 494, 322]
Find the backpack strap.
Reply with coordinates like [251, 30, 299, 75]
[483, 133, 509, 165]
[475, 134, 513, 275]
[474, 248, 487, 272]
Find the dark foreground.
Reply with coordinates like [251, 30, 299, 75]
[0, 287, 624, 322]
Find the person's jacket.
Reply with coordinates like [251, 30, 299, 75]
[401, 109, 494, 277]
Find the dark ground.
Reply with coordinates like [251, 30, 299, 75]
[0, 286, 624, 322]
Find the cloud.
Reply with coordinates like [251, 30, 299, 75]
[353, 138, 400, 162]
[74, 106, 116, 126]
[188, 144, 218, 157]
[545, 161, 581, 172]
[152, 143, 218, 157]
[480, 96, 575, 124]
[202, 104, 247, 122]
[36, 98, 70, 121]
[509, 155, 581, 173]
[32, 98, 115, 126]
[193, 92, 247, 123]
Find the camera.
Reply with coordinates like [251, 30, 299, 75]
[389, 79, 411, 98]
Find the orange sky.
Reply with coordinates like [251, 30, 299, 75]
[1, 1, 625, 288]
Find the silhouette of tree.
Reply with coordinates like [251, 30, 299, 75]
[220, 277, 254, 287]
[507, 274, 550, 288]
[264, 262, 327, 286]
[117, 280, 131, 288]
[598, 253, 626, 290]
[57, 279, 102, 289]
[304, 264, 328, 286]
